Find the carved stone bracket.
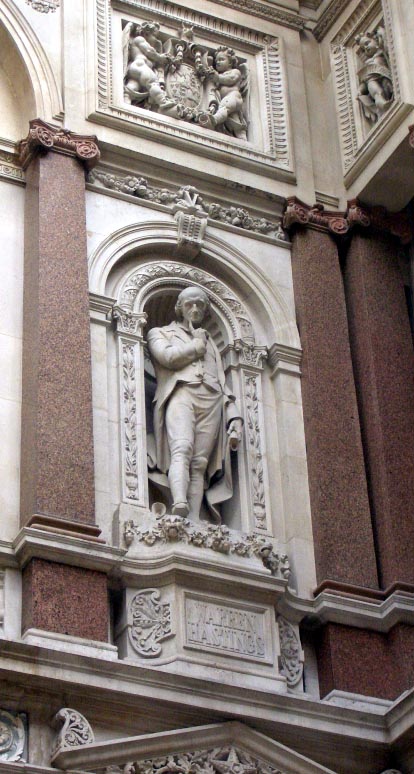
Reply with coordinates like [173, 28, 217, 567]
[128, 588, 173, 657]
[18, 119, 100, 171]
[0, 709, 26, 763]
[51, 708, 94, 761]
[124, 513, 290, 580]
[174, 211, 207, 258]
[283, 196, 413, 245]
[276, 615, 304, 688]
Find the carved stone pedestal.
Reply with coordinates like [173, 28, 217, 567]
[115, 509, 292, 693]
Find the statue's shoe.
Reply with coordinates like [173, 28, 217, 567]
[172, 501, 190, 517]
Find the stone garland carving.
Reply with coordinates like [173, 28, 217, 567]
[88, 171, 284, 239]
[26, 0, 59, 10]
[276, 616, 303, 688]
[244, 375, 267, 530]
[355, 24, 394, 125]
[128, 589, 172, 657]
[51, 708, 94, 758]
[122, 22, 249, 139]
[18, 119, 100, 172]
[130, 745, 288, 774]
[119, 262, 255, 343]
[122, 343, 139, 501]
[0, 710, 26, 763]
[124, 513, 290, 579]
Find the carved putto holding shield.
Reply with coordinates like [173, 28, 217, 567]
[122, 20, 249, 139]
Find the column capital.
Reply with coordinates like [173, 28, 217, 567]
[347, 198, 412, 245]
[18, 118, 100, 171]
[283, 196, 349, 236]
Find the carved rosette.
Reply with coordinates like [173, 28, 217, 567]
[128, 589, 172, 657]
[51, 708, 94, 759]
[0, 710, 26, 763]
[18, 119, 100, 171]
[276, 616, 304, 688]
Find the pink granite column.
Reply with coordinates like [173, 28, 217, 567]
[19, 120, 100, 534]
[284, 199, 378, 591]
[18, 120, 108, 641]
[344, 226, 414, 588]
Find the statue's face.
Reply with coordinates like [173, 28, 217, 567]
[215, 51, 231, 73]
[179, 289, 209, 327]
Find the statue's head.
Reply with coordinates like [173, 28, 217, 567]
[214, 46, 238, 72]
[175, 286, 211, 326]
[135, 21, 161, 40]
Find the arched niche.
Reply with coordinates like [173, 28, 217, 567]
[110, 259, 272, 534]
[0, 1, 62, 131]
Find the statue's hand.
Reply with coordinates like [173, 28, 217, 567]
[228, 418, 243, 450]
[189, 320, 208, 352]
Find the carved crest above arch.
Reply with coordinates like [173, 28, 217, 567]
[119, 261, 255, 344]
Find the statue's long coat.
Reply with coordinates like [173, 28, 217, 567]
[147, 321, 241, 519]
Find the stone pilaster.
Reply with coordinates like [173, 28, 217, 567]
[18, 120, 108, 642]
[344, 210, 414, 588]
[283, 198, 378, 591]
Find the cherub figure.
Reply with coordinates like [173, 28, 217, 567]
[355, 26, 393, 123]
[198, 47, 248, 140]
[123, 22, 180, 116]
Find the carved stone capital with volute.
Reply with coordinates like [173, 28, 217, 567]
[283, 196, 349, 236]
[347, 198, 412, 245]
[112, 306, 147, 338]
[18, 119, 100, 171]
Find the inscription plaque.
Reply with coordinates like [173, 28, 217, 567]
[184, 595, 269, 662]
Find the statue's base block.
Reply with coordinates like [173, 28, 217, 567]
[116, 581, 285, 693]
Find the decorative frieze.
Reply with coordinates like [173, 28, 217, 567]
[277, 616, 304, 688]
[0, 710, 27, 763]
[51, 709, 94, 759]
[133, 746, 288, 774]
[0, 151, 24, 185]
[313, 0, 351, 42]
[88, 170, 282, 239]
[128, 589, 172, 657]
[124, 513, 290, 579]
[18, 119, 100, 171]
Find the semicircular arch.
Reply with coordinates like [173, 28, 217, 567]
[89, 220, 299, 348]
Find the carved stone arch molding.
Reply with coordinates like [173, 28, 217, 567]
[89, 220, 300, 349]
[0, 0, 63, 121]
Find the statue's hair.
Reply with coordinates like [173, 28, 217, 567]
[214, 46, 238, 69]
[134, 21, 160, 36]
[175, 287, 211, 320]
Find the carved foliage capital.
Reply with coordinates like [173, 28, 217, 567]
[283, 197, 349, 236]
[113, 306, 148, 337]
[18, 119, 100, 171]
[347, 198, 412, 245]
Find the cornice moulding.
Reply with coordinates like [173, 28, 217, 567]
[313, 0, 349, 41]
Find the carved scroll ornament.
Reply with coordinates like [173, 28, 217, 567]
[51, 708, 94, 759]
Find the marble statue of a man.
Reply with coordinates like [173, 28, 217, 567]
[147, 286, 243, 522]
